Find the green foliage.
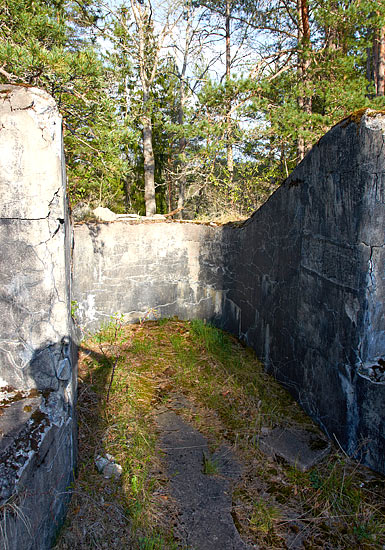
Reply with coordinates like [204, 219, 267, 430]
[0, 0, 128, 212]
[2, 0, 385, 218]
[56, 319, 385, 549]
[250, 499, 280, 534]
[202, 452, 220, 475]
[138, 534, 170, 550]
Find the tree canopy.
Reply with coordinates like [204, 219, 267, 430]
[1, 0, 384, 218]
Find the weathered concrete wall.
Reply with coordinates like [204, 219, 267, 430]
[72, 221, 229, 331]
[73, 111, 384, 475]
[0, 86, 76, 550]
[7, 86, 383, 549]
[223, 112, 385, 473]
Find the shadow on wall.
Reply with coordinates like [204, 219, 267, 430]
[0, 337, 77, 550]
[0, 84, 77, 550]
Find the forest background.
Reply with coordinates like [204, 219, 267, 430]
[1, 0, 385, 219]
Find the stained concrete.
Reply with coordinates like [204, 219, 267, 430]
[0, 85, 73, 392]
[227, 111, 385, 474]
[0, 86, 77, 550]
[72, 221, 228, 332]
[258, 427, 331, 472]
[1, 87, 384, 549]
[0, 393, 43, 454]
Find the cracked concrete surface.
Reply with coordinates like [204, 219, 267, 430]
[72, 222, 228, 331]
[0, 86, 71, 390]
[155, 400, 250, 550]
[0, 84, 384, 548]
[0, 85, 77, 550]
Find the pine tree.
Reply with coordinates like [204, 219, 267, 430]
[0, 0, 128, 211]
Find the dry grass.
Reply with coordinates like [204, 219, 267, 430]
[54, 319, 385, 550]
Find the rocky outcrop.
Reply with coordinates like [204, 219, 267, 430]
[0, 86, 76, 550]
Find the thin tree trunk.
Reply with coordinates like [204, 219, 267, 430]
[324, 1, 338, 51]
[142, 92, 156, 216]
[166, 155, 172, 214]
[131, 0, 158, 216]
[374, 26, 385, 96]
[177, 105, 186, 219]
[176, 5, 194, 219]
[225, 0, 234, 182]
[123, 176, 131, 213]
[366, 46, 374, 84]
[176, 48, 187, 219]
[297, 0, 312, 163]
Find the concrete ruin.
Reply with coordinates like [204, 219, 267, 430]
[0, 85, 384, 549]
[0, 86, 76, 550]
[73, 110, 385, 475]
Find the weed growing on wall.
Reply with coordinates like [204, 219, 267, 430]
[0, 493, 31, 550]
[55, 319, 385, 550]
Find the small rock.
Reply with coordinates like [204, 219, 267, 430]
[56, 358, 71, 381]
[103, 462, 123, 479]
[95, 455, 109, 473]
[93, 207, 118, 222]
[95, 454, 122, 479]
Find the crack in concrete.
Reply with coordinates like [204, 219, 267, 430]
[0, 187, 62, 223]
[9, 100, 35, 112]
[0, 217, 52, 221]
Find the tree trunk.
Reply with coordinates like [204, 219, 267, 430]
[366, 46, 374, 85]
[123, 176, 131, 213]
[177, 131, 186, 218]
[324, 1, 338, 51]
[296, 0, 312, 163]
[176, 115, 186, 218]
[142, 92, 156, 216]
[374, 25, 385, 96]
[176, 6, 195, 220]
[225, 0, 234, 182]
[176, 59, 187, 219]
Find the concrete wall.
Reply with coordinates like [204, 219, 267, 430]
[73, 111, 385, 475]
[225, 112, 385, 472]
[72, 221, 230, 331]
[0, 86, 77, 550]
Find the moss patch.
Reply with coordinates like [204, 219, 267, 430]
[340, 107, 385, 128]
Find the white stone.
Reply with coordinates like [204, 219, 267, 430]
[93, 207, 117, 222]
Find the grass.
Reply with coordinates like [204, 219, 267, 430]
[54, 318, 385, 550]
[202, 452, 220, 476]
